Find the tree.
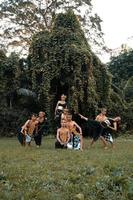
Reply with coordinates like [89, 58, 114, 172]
[1, 52, 20, 108]
[0, 11, 130, 136]
[29, 10, 111, 120]
[108, 50, 133, 90]
[0, 50, 7, 103]
[108, 50, 133, 131]
[0, 0, 105, 55]
[124, 76, 133, 103]
[0, 50, 39, 136]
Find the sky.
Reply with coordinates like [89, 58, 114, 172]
[93, 0, 133, 49]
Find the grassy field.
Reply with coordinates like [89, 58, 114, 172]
[0, 136, 133, 200]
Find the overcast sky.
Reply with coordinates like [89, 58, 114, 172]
[93, 0, 133, 49]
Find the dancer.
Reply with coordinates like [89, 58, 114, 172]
[55, 94, 67, 128]
[77, 112, 108, 149]
[55, 120, 70, 149]
[95, 108, 107, 122]
[34, 111, 46, 148]
[94, 108, 108, 148]
[66, 114, 83, 150]
[19, 113, 38, 146]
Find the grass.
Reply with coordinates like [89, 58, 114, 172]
[0, 136, 133, 200]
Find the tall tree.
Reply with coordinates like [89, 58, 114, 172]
[0, 0, 105, 55]
[29, 10, 111, 119]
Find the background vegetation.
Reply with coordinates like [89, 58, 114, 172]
[0, 10, 132, 136]
[0, 2, 132, 200]
[108, 50, 133, 131]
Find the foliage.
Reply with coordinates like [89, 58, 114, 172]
[0, 137, 133, 199]
[0, 0, 105, 54]
[29, 10, 111, 120]
[124, 76, 133, 103]
[0, 49, 7, 95]
[0, 50, 39, 136]
[0, 11, 131, 136]
[108, 50, 133, 90]
[108, 50, 133, 130]
[122, 102, 133, 130]
[0, 107, 30, 136]
[0, 51, 20, 108]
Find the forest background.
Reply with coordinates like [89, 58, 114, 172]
[0, 0, 132, 136]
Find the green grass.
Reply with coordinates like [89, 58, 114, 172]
[0, 136, 133, 200]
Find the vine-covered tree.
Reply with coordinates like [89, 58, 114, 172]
[29, 10, 111, 120]
[0, 0, 105, 54]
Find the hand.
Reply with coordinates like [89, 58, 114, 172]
[60, 142, 64, 145]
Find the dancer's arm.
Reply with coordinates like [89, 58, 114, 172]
[73, 121, 82, 135]
[21, 120, 30, 133]
[56, 129, 63, 144]
[78, 113, 88, 121]
[55, 101, 59, 115]
[61, 113, 64, 120]
[95, 115, 99, 121]
[35, 121, 39, 134]
[108, 122, 117, 131]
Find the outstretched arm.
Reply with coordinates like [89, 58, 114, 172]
[78, 113, 88, 121]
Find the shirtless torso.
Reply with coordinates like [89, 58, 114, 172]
[57, 127, 70, 144]
[22, 120, 38, 135]
[66, 116, 83, 150]
[95, 114, 107, 122]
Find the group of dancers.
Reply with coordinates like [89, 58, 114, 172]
[18, 94, 121, 150]
[54, 94, 121, 150]
[18, 111, 47, 147]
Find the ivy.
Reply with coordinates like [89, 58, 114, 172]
[30, 10, 111, 119]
